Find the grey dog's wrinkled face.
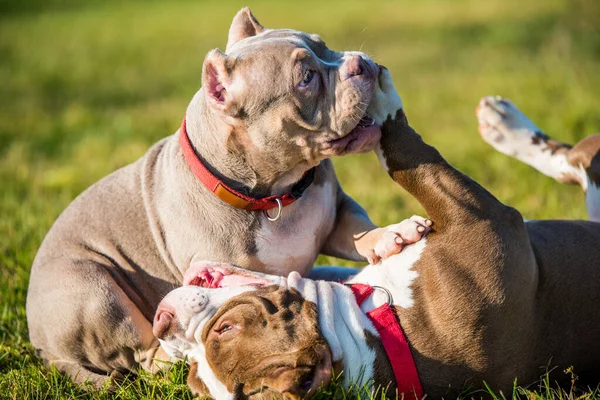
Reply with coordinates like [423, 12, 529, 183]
[203, 8, 381, 170]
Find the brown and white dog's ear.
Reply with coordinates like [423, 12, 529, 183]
[202, 49, 238, 115]
[226, 7, 265, 52]
[187, 359, 212, 398]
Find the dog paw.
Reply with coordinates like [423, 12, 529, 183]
[367, 215, 432, 265]
[367, 67, 404, 126]
[476, 96, 547, 157]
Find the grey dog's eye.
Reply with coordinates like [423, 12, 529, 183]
[300, 69, 315, 87]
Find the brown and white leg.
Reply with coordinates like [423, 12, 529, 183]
[477, 96, 600, 222]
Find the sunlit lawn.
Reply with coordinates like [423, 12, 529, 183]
[1, 0, 599, 398]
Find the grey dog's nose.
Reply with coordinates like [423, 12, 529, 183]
[340, 55, 365, 81]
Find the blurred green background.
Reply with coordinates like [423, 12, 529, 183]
[1, 0, 599, 397]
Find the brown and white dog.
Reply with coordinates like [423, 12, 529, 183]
[26, 9, 422, 386]
[154, 70, 600, 399]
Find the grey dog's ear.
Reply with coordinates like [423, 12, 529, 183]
[202, 49, 237, 114]
[226, 7, 265, 52]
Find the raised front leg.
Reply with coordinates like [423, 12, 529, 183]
[365, 68, 540, 391]
[364, 67, 540, 313]
[320, 192, 430, 264]
[367, 68, 523, 229]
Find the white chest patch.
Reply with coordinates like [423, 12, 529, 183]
[254, 182, 336, 275]
[348, 238, 426, 311]
[586, 177, 600, 223]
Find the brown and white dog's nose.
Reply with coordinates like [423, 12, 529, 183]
[151, 283, 256, 343]
[153, 305, 176, 339]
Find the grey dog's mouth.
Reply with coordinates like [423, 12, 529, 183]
[322, 113, 381, 156]
[183, 263, 272, 289]
[356, 114, 375, 127]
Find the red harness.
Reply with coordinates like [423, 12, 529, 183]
[350, 283, 423, 400]
[179, 117, 315, 211]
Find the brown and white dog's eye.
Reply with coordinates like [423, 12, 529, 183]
[214, 322, 234, 334]
[298, 374, 314, 392]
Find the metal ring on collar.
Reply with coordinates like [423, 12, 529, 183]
[344, 283, 394, 305]
[371, 285, 394, 305]
[264, 198, 283, 222]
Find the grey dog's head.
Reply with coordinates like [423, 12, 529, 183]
[198, 7, 381, 173]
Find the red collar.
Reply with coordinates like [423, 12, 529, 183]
[179, 117, 315, 212]
[350, 283, 423, 400]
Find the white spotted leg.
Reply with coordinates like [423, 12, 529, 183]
[476, 96, 587, 188]
[477, 96, 600, 222]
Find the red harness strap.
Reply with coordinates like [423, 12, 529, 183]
[179, 117, 315, 211]
[349, 283, 423, 400]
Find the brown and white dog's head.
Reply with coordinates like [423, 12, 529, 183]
[154, 262, 333, 399]
[198, 7, 381, 172]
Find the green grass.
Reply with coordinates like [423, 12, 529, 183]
[1, 0, 600, 398]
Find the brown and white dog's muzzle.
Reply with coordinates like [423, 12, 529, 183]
[153, 262, 277, 341]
